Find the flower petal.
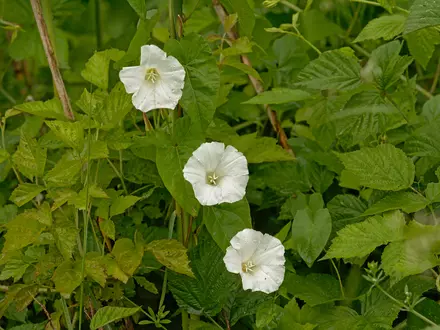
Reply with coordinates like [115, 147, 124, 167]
[223, 247, 242, 274]
[119, 66, 145, 94]
[216, 145, 249, 177]
[183, 156, 206, 185]
[253, 234, 285, 267]
[191, 142, 225, 173]
[140, 45, 167, 67]
[243, 265, 285, 293]
[218, 175, 248, 204]
[230, 229, 263, 262]
[131, 82, 156, 112]
[192, 183, 223, 206]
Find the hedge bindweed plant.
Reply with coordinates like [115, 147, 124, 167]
[1, 0, 440, 329]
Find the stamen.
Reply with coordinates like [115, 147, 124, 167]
[241, 260, 256, 273]
[207, 172, 219, 186]
[145, 68, 159, 83]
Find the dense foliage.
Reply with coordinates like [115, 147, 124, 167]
[1, 0, 440, 329]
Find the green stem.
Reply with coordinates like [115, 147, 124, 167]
[0, 87, 16, 104]
[280, 0, 302, 12]
[206, 315, 223, 330]
[106, 158, 128, 195]
[158, 211, 176, 310]
[292, 28, 321, 55]
[330, 259, 345, 299]
[350, 0, 380, 6]
[169, 0, 177, 39]
[375, 284, 438, 327]
[60, 298, 74, 330]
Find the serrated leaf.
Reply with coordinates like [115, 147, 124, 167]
[220, 0, 255, 37]
[45, 120, 84, 151]
[90, 306, 140, 329]
[85, 252, 107, 287]
[325, 211, 405, 259]
[146, 239, 194, 277]
[10, 184, 45, 207]
[292, 204, 332, 267]
[382, 221, 440, 282]
[110, 196, 140, 217]
[226, 290, 272, 326]
[99, 218, 115, 240]
[126, 0, 146, 18]
[52, 260, 84, 295]
[168, 233, 238, 316]
[405, 122, 440, 158]
[405, 27, 440, 69]
[0, 149, 8, 164]
[223, 58, 262, 81]
[0, 257, 30, 282]
[426, 183, 440, 203]
[81, 49, 125, 89]
[12, 134, 46, 181]
[366, 40, 413, 91]
[97, 83, 133, 130]
[13, 98, 66, 120]
[354, 15, 406, 43]
[404, 0, 440, 34]
[44, 152, 82, 187]
[296, 49, 362, 91]
[363, 192, 429, 216]
[283, 273, 342, 306]
[0, 204, 18, 227]
[156, 117, 202, 216]
[338, 144, 414, 191]
[165, 34, 219, 130]
[243, 88, 310, 105]
[53, 214, 78, 260]
[202, 199, 252, 250]
[227, 134, 294, 163]
[327, 194, 367, 232]
[111, 238, 143, 276]
[421, 95, 440, 122]
[134, 276, 158, 294]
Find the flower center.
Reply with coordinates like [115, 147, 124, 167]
[207, 172, 219, 186]
[145, 68, 159, 83]
[241, 260, 256, 273]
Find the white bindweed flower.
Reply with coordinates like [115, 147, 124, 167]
[223, 229, 285, 294]
[183, 142, 249, 206]
[119, 45, 185, 112]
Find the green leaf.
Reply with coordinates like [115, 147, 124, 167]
[426, 183, 440, 203]
[52, 260, 84, 295]
[146, 239, 194, 277]
[111, 238, 143, 276]
[404, 0, 440, 34]
[354, 15, 406, 43]
[220, 0, 255, 37]
[0, 257, 30, 282]
[222, 59, 262, 81]
[0, 149, 8, 164]
[13, 98, 66, 120]
[188, 320, 219, 330]
[45, 120, 84, 151]
[405, 121, 440, 157]
[405, 27, 440, 69]
[243, 88, 310, 105]
[283, 273, 342, 306]
[3, 209, 46, 253]
[226, 290, 272, 326]
[97, 83, 133, 129]
[168, 233, 238, 316]
[421, 95, 440, 122]
[10, 184, 45, 207]
[156, 117, 203, 216]
[407, 299, 440, 329]
[90, 306, 140, 329]
[296, 49, 362, 91]
[382, 221, 440, 282]
[0, 204, 18, 227]
[165, 34, 219, 130]
[134, 276, 158, 294]
[81, 49, 125, 90]
[12, 134, 46, 181]
[291, 201, 332, 267]
[363, 191, 429, 216]
[99, 218, 115, 240]
[366, 40, 413, 91]
[126, 0, 146, 18]
[325, 211, 405, 259]
[338, 144, 415, 191]
[327, 194, 367, 232]
[53, 214, 78, 260]
[202, 199, 252, 250]
[110, 196, 140, 217]
[85, 252, 107, 287]
[44, 152, 82, 187]
[227, 134, 294, 163]
[8, 322, 46, 330]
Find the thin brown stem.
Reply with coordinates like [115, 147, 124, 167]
[212, 0, 294, 156]
[142, 112, 153, 133]
[30, 292, 56, 330]
[431, 58, 440, 94]
[30, 0, 75, 121]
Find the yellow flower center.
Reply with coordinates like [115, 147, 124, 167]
[207, 172, 219, 186]
[145, 68, 159, 83]
[241, 260, 256, 273]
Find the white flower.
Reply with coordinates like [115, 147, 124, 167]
[183, 142, 249, 206]
[119, 45, 185, 112]
[223, 229, 285, 294]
